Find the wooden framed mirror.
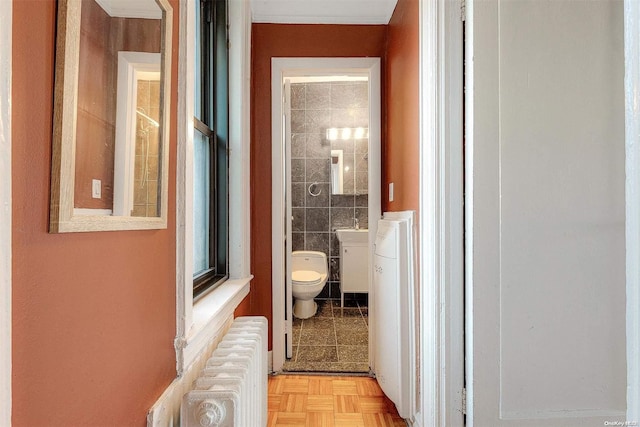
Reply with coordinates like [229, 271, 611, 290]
[50, 0, 172, 233]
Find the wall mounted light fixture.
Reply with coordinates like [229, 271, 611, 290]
[325, 127, 369, 141]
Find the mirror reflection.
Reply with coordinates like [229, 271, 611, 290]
[74, 0, 163, 217]
[330, 149, 344, 194]
[130, 80, 161, 216]
[327, 126, 369, 195]
[50, 0, 171, 233]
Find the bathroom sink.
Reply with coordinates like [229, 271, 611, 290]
[335, 228, 368, 244]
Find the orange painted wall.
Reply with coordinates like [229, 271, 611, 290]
[11, 1, 179, 425]
[385, 0, 420, 212]
[234, 295, 251, 317]
[250, 24, 387, 348]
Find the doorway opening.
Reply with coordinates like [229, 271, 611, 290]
[271, 58, 382, 375]
[285, 75, 370, 373]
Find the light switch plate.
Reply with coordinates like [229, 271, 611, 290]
[92, 179, 101, 199]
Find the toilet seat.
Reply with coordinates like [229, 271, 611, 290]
[292, 270, 322, 285]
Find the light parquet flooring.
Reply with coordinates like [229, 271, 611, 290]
[268, 375, 406, 427]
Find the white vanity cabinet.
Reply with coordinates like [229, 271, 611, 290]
[336, 229, 369, 307]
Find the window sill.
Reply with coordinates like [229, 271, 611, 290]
[176, 276, 251, 374]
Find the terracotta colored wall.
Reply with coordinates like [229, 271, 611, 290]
[234, 295, 251, 317]
[385, 0, 419, 212]
[75, 0, 161, 209]
[250, 24, 387, 348]
[12, 1, 178, 425]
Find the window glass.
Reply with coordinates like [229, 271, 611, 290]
[194, 2, 202, 119]
[193, 129, 210, 276]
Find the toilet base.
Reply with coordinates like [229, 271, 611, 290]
[293, 299, 318, 319]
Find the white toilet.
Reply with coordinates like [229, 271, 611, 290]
[291, 251, 328, 319]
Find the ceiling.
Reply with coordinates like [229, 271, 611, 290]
[249, 0, 399, 25]
[94, 0, 161, 19]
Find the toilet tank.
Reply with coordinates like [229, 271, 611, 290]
[291, 251, 327, 274]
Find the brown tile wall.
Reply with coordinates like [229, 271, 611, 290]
[290, 81, 369, 299]
[132, 79, 161, 217]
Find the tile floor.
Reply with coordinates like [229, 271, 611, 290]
[268, 374, 406, 426]
[283, 297, 369, 373]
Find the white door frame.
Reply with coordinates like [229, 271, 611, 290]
[0, 0, 11, 423]
[417, 0, 465, 426]
[283, 77, 293, 360]
[625, 0, 640, 420]
[113, 51, 161, 217]
[271, 57, 382, 373]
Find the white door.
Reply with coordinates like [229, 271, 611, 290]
[467, 0, 627, 425]
[284, 79, 293, 359]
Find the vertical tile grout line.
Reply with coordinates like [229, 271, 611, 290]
[295, 319, 303, 362]
[358, 298, 368, 368]
[359, 298, 368, 332]
[332, 299, 340, 369]
[328, 81, 333, 305]
[302, 83, 307, 251]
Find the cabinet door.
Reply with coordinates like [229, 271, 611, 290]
[342, 245, 369, 293]
[373, 253, 399, 406]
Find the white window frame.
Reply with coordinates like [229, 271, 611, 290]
[174, 0, 252, 374]
[0, 0, 11, 423]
